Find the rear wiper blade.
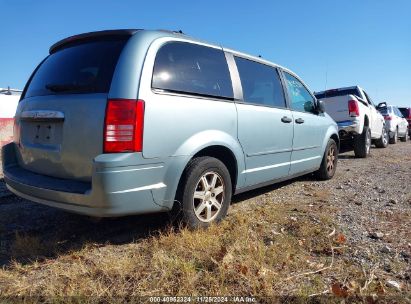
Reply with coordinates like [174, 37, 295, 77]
[45, 83, 93, 92]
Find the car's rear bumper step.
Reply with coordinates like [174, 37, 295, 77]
[5, 165, 91, 194]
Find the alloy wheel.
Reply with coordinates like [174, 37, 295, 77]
[192, 171, 225, 222]
[366, 130, 371, 154]
[326, 145, 336, 174]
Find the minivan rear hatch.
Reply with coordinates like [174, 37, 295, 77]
[15, 31, 134, 182]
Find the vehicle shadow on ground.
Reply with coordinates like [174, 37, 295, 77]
[232, 173, 313, 204]
[338, 154, 357, 159]
[0, 187, 174, 267]
[0, 172, 318, 267]
[338, 145, 382, 159]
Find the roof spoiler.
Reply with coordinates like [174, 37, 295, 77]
[49, 29, 140, 54]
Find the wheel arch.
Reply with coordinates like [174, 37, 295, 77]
[321, 123, 340, 156]
[191, 145, 238, 192]
[364, 115, 369, 127]
[171, 145, 241, 210]
[158, 130, 246, 210]
[330, 133, 340, 152]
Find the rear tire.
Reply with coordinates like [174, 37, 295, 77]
[400, 132, 408, 142]
[173, 157, 232, 229]
[354, 126, 371, 158]
[389, 128, 398, 144]
[375, 125, 389, 148]
[316, 138, 338, 180]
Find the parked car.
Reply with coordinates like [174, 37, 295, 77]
[398, 107, 411, 138]
[2, 29, 339, 228]
[0, 88, 22, 147]
[314, 86, 388, 158]
[377, 104, 408, 143]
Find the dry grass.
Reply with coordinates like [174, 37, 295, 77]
[1, 199, 402, 302]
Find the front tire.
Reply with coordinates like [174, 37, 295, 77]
[389, 128, 398, 144]
[174, 157, 232, 229]
[375, 125, 389, 148]
[354, 126, 371, 158]
[316, 138, 338, 180]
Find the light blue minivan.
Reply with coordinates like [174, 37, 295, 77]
[2, 29, 339, 228]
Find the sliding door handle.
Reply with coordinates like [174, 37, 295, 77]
[281, 116, 292, 123]
[295, 118, 305, 124]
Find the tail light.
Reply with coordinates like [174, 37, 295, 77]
[384, 115, 392, 121]
[104, 99, 145, 153]
[348, 100, 360, 117]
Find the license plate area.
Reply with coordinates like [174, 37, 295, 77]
[21, 121, 63, 148]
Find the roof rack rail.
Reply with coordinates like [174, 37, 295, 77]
[157, 29, 185, 35]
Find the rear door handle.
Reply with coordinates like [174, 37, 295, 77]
[295, 118, 305, 124]
[281, 116, 292, 123]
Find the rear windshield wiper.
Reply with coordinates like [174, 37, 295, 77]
[45, 83, 94, 93]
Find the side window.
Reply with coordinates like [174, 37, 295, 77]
[363, 91, 375, 107]
[283, 72, 315, 113]
[395, 107, 403, 118]
[152, 42, 233, 99]
[234, 57, 286, 108]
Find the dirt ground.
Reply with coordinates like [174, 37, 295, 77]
[0, 141, 410, 300]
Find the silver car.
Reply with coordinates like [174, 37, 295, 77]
[2, 29, 339, 228]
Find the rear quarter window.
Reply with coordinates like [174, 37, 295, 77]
[152, 42, 233, 99]
[24, 39, 128, 98]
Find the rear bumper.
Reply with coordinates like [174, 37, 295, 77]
[1, 143, 170, 217]
[384, 121, 396, 134]
[336, 120, 360, 136]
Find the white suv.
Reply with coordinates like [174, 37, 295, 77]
[377, 104, 408, 143]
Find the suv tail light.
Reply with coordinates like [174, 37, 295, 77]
[348, 100, 360, 117]
[104, 99, 145, 153]
[384, 115, 392, 121]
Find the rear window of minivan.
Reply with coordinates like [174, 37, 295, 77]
[24, 39, 128, 98]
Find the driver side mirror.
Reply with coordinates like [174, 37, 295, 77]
[304, 101, 315, 113]
[316, 100, 325, 113]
